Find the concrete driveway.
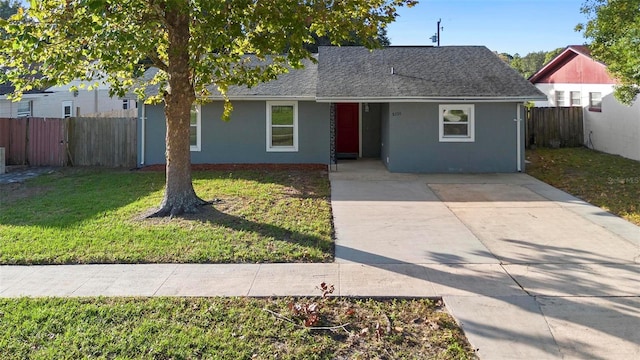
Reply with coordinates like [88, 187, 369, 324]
[331, 159, 640, 359]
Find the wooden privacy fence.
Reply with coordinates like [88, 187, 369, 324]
[68, 117, 137, 167]
[526, 107, 584, 148]
[0, 117, 137, 168]
[0, 117, 67, 166]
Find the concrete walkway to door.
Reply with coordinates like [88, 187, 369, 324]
[331, 159, 640, 359]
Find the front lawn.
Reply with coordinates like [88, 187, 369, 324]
[0, 168, 333, 264]
[526, 147, 640, 225]
[0, 297, 475, 359]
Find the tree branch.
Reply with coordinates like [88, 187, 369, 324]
[262, 308, 351, 332]
[148, 49, 168, 72]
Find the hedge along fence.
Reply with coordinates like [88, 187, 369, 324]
[526, 107, 584, 149]
[0, 117, 137, 168]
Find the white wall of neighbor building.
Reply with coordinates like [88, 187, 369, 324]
[534, 83, 640, 161]
[1, 80, 136, 118]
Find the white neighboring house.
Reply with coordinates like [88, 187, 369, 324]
[0, 79, 136, 119]
[529, 45, 640, 162]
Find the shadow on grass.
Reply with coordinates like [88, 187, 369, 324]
[169, 205, 333, 262]
[0, 168, 330, 228]
[191, 169, 330, 200]
[0, 168, 166, 228]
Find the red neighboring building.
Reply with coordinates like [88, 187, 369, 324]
[529, 45, 640, 161]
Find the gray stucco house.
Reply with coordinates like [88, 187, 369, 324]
[138, 46, 545, 173]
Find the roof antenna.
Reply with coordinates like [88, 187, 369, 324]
[430, 19, 443, 46]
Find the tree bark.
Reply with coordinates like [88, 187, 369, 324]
[149, 3, 208, 217]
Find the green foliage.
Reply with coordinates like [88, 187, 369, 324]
[0, 168, 333, 264]
[543, 47, 564, 65]
[0, 0, 19, 19]
[305, 27, 391, 53]
[498, 48, 565, 79]
[509, 51, 547, 78]
[578, 0, 640, 104]
[0, 0, 416, 111]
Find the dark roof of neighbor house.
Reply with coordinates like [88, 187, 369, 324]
[528, 45, 602, 83]
[0, 82, 49, 96]
[316, 46, 546, 101]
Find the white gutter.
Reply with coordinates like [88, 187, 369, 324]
[316, 96, 547, 103]
[515, 103, 522, 172]
[140, 103, 146, 166]
[207, 96, 316, 101]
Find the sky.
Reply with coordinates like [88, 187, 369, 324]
[387, 0, 589, 55]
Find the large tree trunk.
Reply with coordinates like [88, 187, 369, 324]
[150, 3, 208, 217]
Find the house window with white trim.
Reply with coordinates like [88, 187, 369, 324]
[439, 104, 475, 142]
[555, 91, 566, 106]
[17, 100, 32, 117]
[62, 100, 73, 118]
[190, 104, 201, 151]
[570, 91, 581, 106]
[589, 92, 602, 112]
[266, 101, 298, 152]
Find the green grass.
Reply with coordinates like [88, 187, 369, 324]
[0, 168, 333, 264]
[526, 147, 640, 225]
[0, 297, 475, 360]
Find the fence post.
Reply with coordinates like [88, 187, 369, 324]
[0, 147, 5, 174]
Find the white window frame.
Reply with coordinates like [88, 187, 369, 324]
[62, 100, 73, 118]
[190, 104, 201, 152]
[439, 104, 475, 142]
[266, 101, 298, 152]
[17, 100, 32, 118]
[589, 92, 602, 112]
[555, 91, 566, 106]
[122, 99, 129, 110]
[570, 91, 581, 107]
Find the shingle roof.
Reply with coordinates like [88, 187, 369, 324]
[0, 82, 48, 96]
[221, 56, 317, 98]
[316, 46, 546, 101]
[142, 46, 544, 101]
[142, 56, 317, 99]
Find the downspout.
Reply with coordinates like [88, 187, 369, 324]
[515, 103, 522, 172]
[140, 103, 146, 166]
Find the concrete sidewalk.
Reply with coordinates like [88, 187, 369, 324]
[1, 160, 639, 359]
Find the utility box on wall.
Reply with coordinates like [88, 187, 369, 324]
[0, 147, 5, 174]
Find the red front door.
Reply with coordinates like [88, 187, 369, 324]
[336, 103, 359, 155]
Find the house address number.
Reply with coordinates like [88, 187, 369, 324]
[392, 111, 402, 116]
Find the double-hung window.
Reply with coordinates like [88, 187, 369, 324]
[17, 100, 32, 117]
[439, 104, 475, 142]
[266, 101, 298, 152]
[555, 91, 566, 106]
[570, 91, 581, 106]
[589, 92, 602, 112]
[190, 104, 201, 151]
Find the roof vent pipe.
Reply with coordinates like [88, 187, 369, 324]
[391, 67, 395, 75]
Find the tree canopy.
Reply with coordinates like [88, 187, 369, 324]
[0, 0, 19, 19]
[578, 0, 640, 104]
[0, 0, 416, 216]
[497, 48, 564, 79]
